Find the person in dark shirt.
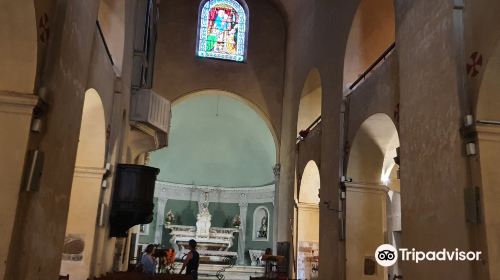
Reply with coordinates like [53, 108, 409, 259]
[180, 239, 200, 280]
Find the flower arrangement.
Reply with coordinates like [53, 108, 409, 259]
[165, 210, 175, 225]
[232, 214, 241, 228]
[164, 248, 177, 274]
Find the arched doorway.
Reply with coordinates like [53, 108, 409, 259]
[296, 160, 320, 280]
[475, 39, 500, 279]
[60, 89, 106, 280]
[346, 113, 400, 280]
[343, 0, 395, 91]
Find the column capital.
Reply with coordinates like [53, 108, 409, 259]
[239, 193, 248, 207]
[273, 163, 281, 179]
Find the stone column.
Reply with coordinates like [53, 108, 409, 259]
[154, 197, 168, 244]
[272, 164, 280, 253]
[237, 193, 248, 265]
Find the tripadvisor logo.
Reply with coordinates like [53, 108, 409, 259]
[375, 244, 482, 266]
[375, 244, 398, 267]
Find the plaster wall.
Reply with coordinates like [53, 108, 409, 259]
[150, 94, 276, 187]
[98, 0, 126, 73]
[476, 125, 500, 279]
[0, 94, 38, 279]
[297, 205, 319, 243]
[346, 52, 399, 143]
[60, 174, 103, 280]
[346, 189, 385, 280]
[465, 0, 500, 108]
[297, 88, 322, 134]
[343, 0, 395, 88]
[0, 1, 37, 94]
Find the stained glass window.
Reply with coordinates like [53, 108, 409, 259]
[197, 0, 248, 62]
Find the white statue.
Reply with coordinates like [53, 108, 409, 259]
[196, 192, 212, 237]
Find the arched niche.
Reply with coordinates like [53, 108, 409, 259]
[0, 1, 37, 93]
[60, 89, 106, 280]
[343, 0, 395, 91]
[346, 113, 400, 280]
[252, 206, 270, 241]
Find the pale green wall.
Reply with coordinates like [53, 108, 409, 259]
[138, 197, 158, 244]
[150, 95, 276, 187]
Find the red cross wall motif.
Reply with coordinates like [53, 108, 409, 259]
[466, 52, 483, 78]
[38, 13, 50, 44]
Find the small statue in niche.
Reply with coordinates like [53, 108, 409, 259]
[257, 215, 268, 238]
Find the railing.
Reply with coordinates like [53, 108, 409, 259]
[297, 116, 322, 141]
[297, 42, 396, 141]
[96, 21, 115, 66]
[349, 42, 396, 91]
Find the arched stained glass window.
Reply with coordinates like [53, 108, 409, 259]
[197, 0, 248, 62]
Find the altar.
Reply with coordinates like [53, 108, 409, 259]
[165, 192, 240, 263]
[137, 182, 276, 280]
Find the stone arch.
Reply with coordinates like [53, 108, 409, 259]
[345, 113, 400, 280]
[60, 89, 106, 280]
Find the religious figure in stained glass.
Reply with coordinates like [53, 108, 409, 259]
[197, 0, 248, 62]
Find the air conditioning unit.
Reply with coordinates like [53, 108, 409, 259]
[130, 89, 171, 133]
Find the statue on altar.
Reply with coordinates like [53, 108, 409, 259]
[165, 190, 238, 261]
[196, 193, 212, 237]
